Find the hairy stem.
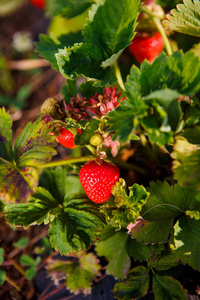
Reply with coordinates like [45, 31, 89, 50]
[42, 156, 93, 168]
[142, 6, 173, 56]
[4, 252, 25, 276]
[113, 61, 125, 91]
[6, 275, 21, 291]
[153, 17, 173, 56]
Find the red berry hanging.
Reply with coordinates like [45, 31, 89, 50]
[30, 0, 45, 10]
[129, 32, 164, 63]
[79, 160, 120, 204]
[56, 128, 81, 149]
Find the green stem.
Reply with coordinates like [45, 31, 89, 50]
[4, 253, 25, 276]
[42, 156, 93, 168]
[113, 61, 125, 91]
[153, 17, 173, 56]
[142, 7, 173, 56]
[6, 275, 21, 291]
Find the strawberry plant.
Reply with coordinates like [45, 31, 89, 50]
[1, 0, 200, 299]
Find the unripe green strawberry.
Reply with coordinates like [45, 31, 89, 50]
[90, 133, 103, 146]
[79, 160, 120, 204]
[56, 128, 81, 149]
[40, 98, 59, 119]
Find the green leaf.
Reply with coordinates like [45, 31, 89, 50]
[110, 50, 200, 144]
[39, 167, 68, 205]
[163, 0, 200, 37]
[171, 215, 200, 271]
[0, 248, 4, 265]
[139, 51, 200, 96]
[13, 118, 56, 168]
[20, 255, 35, 266]
[0, 107, 13, 162]
[143, 89, 181, 109]
[0, 111, 57, 203]
[152, 273, 187, 300]
[113, 266, 150, 300]
[56, 43, 116, 85]
[0, 269, 6, 285]
[46, 0, 94, 18]
[25, 266, 37, 280]
[13, 237, 29, 249]
[47, 251, 101, 295]
[79, 80, 103, 99]
[35, 32, 84, 71]
[107, 100, 136, 142]
[180, 126, 200, 144]
[174, 148, 200, 189]
[128, 217, 174, 244]
[95, 226, 130, 279]
[101, 181, 149, 229]
[84, 0, 141, 58]
[56, 0, 141, 84]
[141, 181, 200, 221]
[148, 253, 180, 271]
[5, 187, 60, 227]
[61, 79, 78, 102]
[74, 118, 100, 146]
[127, 238, 165, 263]
[49, 194, 105, 255]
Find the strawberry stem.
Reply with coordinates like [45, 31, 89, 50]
[153, 17, 173, 56]
[113, 61, 125, 91]
[142, 6, 173, 56]
[6, 275, 21, 291]
[42, 156, 94, 168]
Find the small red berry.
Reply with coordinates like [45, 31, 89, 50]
[56, 128, 81, 149]
[79, 160, 120, 204]
[30, 0, 45, 9]
[129, 32, 163, 63]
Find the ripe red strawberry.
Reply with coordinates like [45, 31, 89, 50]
[79, 160, 120, 204]
[56, 128, 81, 149]
[30, 0, 45, 9]
[129, 32, 163, 63]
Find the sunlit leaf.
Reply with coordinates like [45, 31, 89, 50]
[35, 32, 84, 71]
[0, 110, 57, 203]
[171, 215, 200, 271]
[101, 180, 149, 229]
[56, 0, 141, 84]
[163, 0, 200, 37]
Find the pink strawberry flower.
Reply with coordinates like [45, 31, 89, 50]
[102, 135, 120, 157]
[88, 86, 125, 117]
